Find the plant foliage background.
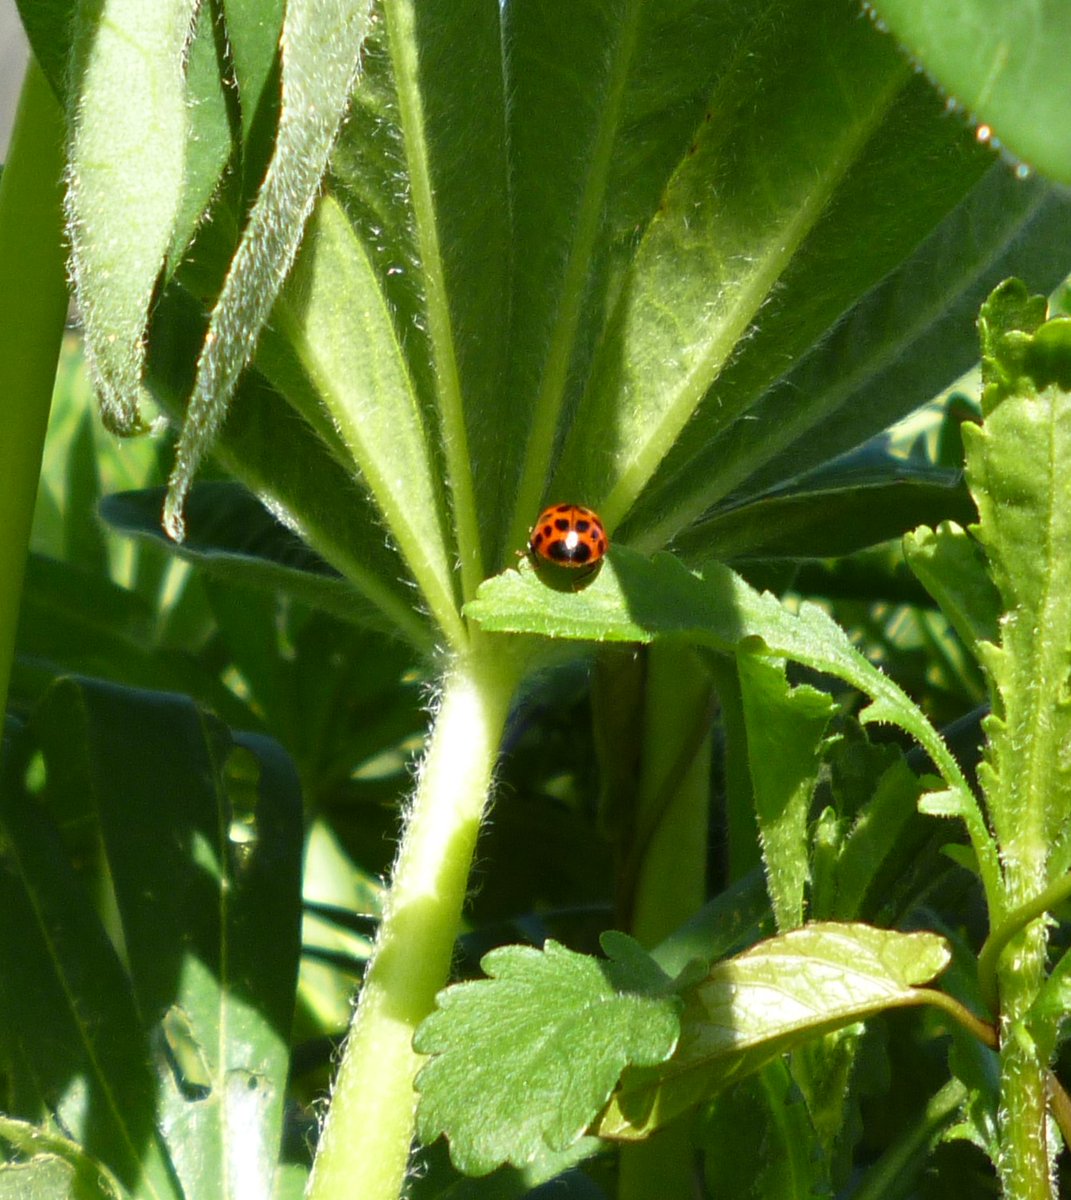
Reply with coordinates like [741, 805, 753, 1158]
[2, 1, 1071, 1198]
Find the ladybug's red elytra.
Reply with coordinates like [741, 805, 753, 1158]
[528, 504, 609, 569]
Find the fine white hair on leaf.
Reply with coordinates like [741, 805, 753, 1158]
[164, 0, 377, 542]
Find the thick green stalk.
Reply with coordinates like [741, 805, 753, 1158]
[0, 58, 68, 724]
[306, 636, 521, 1200]
[998, 914, 1053, 1199]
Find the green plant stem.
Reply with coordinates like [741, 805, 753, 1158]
[997, 917, 1052, 1199]
[306, 635, 521, 1200]
[0, 57, 68, 725]
[977, 872, 1071, 1018]
[619, 643, 711, 1200]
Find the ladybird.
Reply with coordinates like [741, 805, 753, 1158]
[528, 503, 609, 569]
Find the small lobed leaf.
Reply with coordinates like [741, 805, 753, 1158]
[738, 654, 836, 931]
[414, 939, 681, 1176]
[597, 923, 950, 1140]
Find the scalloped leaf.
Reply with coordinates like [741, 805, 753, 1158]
[414, 937, 680, 1176]
[467, 548, 1000, 906]
[965, 282, 1071, 880]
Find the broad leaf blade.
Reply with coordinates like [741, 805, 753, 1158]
[468, 548, 1000, 905]
[672, 452, 976, 565]
[627, 165, 1071, 551]
[552, 0, 915, 529]
[596, 923, 950, 1139]
[0, 721, 181, 1199]
[30, 678, 303, 1200]
[272, 195, 462, 644]
[866, 0, 1071, 183]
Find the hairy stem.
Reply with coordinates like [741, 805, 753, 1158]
[306, 636, 521, 1200]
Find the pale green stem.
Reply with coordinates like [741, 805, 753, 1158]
[998, 917, 1054, 1200]
[306, 637, 521, 1200]
[0, 58, 68, 724]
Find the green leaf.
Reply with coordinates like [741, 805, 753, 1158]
[470, 546, 1002, 920]
[551, 0, 915, 529]
[903, 522, 1002, 659]
[413, 939, 681, 1176]
[628, 167, 1071, 549]
[865, 0, 1071, 183]
[101, 483, 399, 634]
[829, 757, 929, 921]
[698, 1064, 822, 1200]
[13, 0, 78, 104]
[596, 923, 950, 1139]
[221, 0, 284, 147]
[0, 723, 181, 1199]
[738, 655, 836, 931]
[145, 287, 435, 652]
[28, 677, 303, 1200]
[164, 0, 374, 540]
[65, 0, 199, 433]
[0, 1118, 129, 1200]
[673, 452, 977, 565]
[270, 195, 462, 644]
[965, 284, 1071, 882]
[169, 0, 234, 270]
[387, 0, 510, 571]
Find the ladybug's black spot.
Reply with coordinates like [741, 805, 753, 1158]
[555, 503, 571, 513]
[574, 519, 591, 532]
[549, 539, 592, 565]
[531, 531, 544, 546]
[554, 517, 571, 531]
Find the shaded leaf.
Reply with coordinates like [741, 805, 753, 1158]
[165, 0, 375, 539]
[28, 678, 303, 1200]
[101, 483, 395, 633]
[738, 655, 835, 931]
